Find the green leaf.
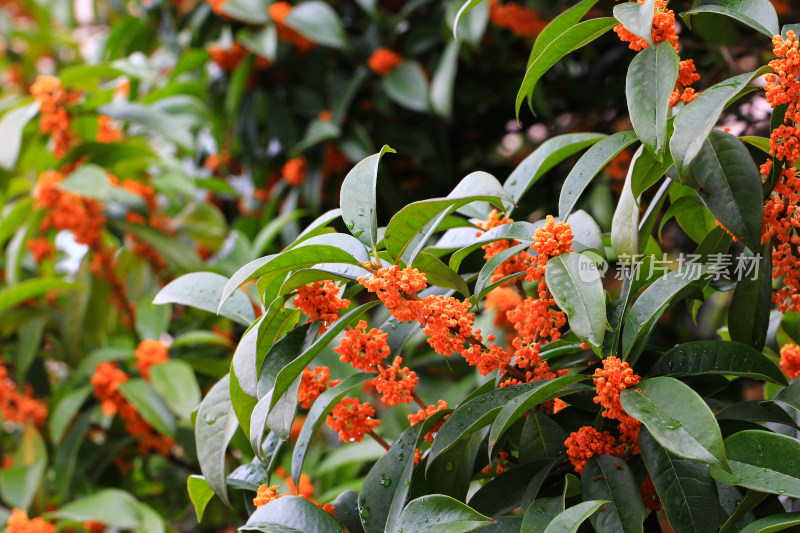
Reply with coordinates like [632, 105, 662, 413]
[391, 495, 492, 533]
[99, 101, 194, 149]
[543, 500, 608, 533]
[648, 340, 787, 385]
[269, 302, 379, 414]
[331, 490, 366, 533]
[611, 146, 644, 257]
[242, 495, 346, 532]
[519, 411, 567, 461]
[622, 267, 708, 362]
[431, 40, 460, 119]
[545, 252, 606, 350]
[684, 131, 763, 251]
[149, 360, 202, 420]
[581, 455, 644, 533]
[682, 0, 779, 38]
[284, 1, 348, 49]
[625, 42, 679, 161]
[257, 323, 314, 400]
[340, 145, 395, 250]
[49, 384, 92, 445]
[383, 61, 430, 113]
[0, 102, 39, 171]
[291, 373, 371, 487]
[529, 0, 598, 62]
[195, 374, 238, 507]
[384, 172, 512, 262]
[640, 428, 719, 533]
[620, 376, 728, 470]
[452, 0, 485, 39]
[506, 133, 606, 212]
[0, 425, 46, 511]
[221, 0, 269, 23]
[772, 380, 800, 414]
[0, 278, 76, 315]
[488, 375, 584, 459]
[187, 475, 215, 522]
[671, 69, 768, 176]
[516, 18, 618, 120]
[359, 425, 422, 533]
[449, 221, 536, 272]
[470, 459, 554, 517]
[118, 379, 176, 436]
[49, 489, 142, 529]
[558, 131, 638, 219]
[710, 430, 800, 497]
[740, 512, 800, 533]
[154, 272, 255, 326]
[630, 146, 672, 200]
[522, 496, 564, 533]
[413, 252, 470, 297]
[613, 0, 656, 45]
[135, 294, 171, 342]
[58, 164, 111, 200]
[729, 246, 772, 351]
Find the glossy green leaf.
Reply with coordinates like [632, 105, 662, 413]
[383, 61, 430, 113]
[684, 131, 763, 251]
[740, 512, 800, 533]
[99, 101, 194, 149]
[729, 245, 772, 350]
[625, 42, 679, 161]
[0, 102, 39, 171]
[449, 221, 536, 272]
[391, 495, 492, 533]
[682, 0, 779, 37]
[558, 131, 638, 219]
[149, 360, 202, 420]
[452, 0, 485, 39]
[613, 0, 655, 45]
[340, 145, 395, 250]
[630, 146, 672, 200]
[671, 69, 768, 176]
[640, 428, 718, 533]
[710, 430, 800, 497]
[529, 0, 599, 62]
[506, 133, 606, 211]
[118, 379, 175, 436]
[154, 272, 255, 326]
[522, 495, 564, 533]
[611, 146, 643, 257]
[187, 475, 215, 522]
[284, 1, 347, 49]
[291, 373, 371, 487]
[620, 377, 728, 470]
[431, 40, 460, 119]
[49, 384, 92, 445]
[519, 411, 566, 461]
[0, 278, 76, 315]
[242, 495, 346, 532]
[542, 500, 608, 533]
[195, 374, 237, 506]
[413, 252, 470, 297]
[49, 489, 141, 529]
[648, 340, 786, 385]
[0, 425, 46, 511]
[516, 18, 618, 120]
[258, 323, 315, 399]
[545, 252, 606, 350]
[581, 455, 644, 533]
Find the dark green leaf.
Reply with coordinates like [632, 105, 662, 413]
[581, 455, 644, 533]
[546, 253, 606, 351]
[542, 500, 608, 533]
[391, 495, 492, 533]
[729, 245, 772, 350]
[682, 0, 779, 37]
[519, 411, 566, 461]
[340, 145, 395, 250]
[739, 512, 800, 533]
[242, 495, 346, 532]
[118, 379, 176, 436]
[284, 1, 347, 49]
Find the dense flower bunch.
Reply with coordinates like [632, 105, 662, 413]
[325, 397, 381, 442]
[614, 0, 700, 105]
[293, 280, 350, 333]
[475, 210, 532, 284]
[780, 343, 800, 379]
[565, 357, 642, 472]
[90, 362, 175, 456]
[298, 366, 340, 408]
[30, 75, 76, 157]
[282, 157, 308, 187]
[358, 265, 427, 322]
[334, 320, 390, 371]
[0, 360, 47, 428]
[367, 48, 403, 77]
[135, 339, 169, 380]
[5, 509, 55, 533]
[488, 0, 547, 38]
[762, 31, 800, 313]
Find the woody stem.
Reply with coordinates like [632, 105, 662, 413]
[369, 431, 391, 451]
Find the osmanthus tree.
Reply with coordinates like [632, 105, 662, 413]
[150, 0, 800, 532]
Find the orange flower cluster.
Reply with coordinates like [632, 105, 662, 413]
[507, 336, 560, 383]
[367, 48, 403, 76]
[564, 426, 625, 474]
[526, 215, 574, 284]
[90, 362, 175, 456]
[30, 75, 76, 157]
[293, 280, 350, 333]
[476, 210, 532, 284]
[408, 399, 448, 426]
[0, 360, 48, 428]
[6, 509, 55, 533]
[373, 357, 418, 406]
[593, 356, 641, 452]
[270, 2, 315, 53]
[34, 170, 105, 248]
[27, 237, 55, 263]
[326, 397, 381, 442]
[253, 467, 335, 513]
[298, 366, 340, 408]
[358, 265, 427, 322]
[488, 0, 547, 39]
[485, 286, 522, 329]
[96, 116, 122, 143]
[208, 42, 248, 71]
[420, 295, 477, 357]
[282, 157, 307, 186]
[781, 343, 800, 379]
[613, 0, 699, 105]
[762, 32, 800, 313]
[334, 320, 390, 371]
[135, 339, 168, 380]
[253, 485, 282, 508]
